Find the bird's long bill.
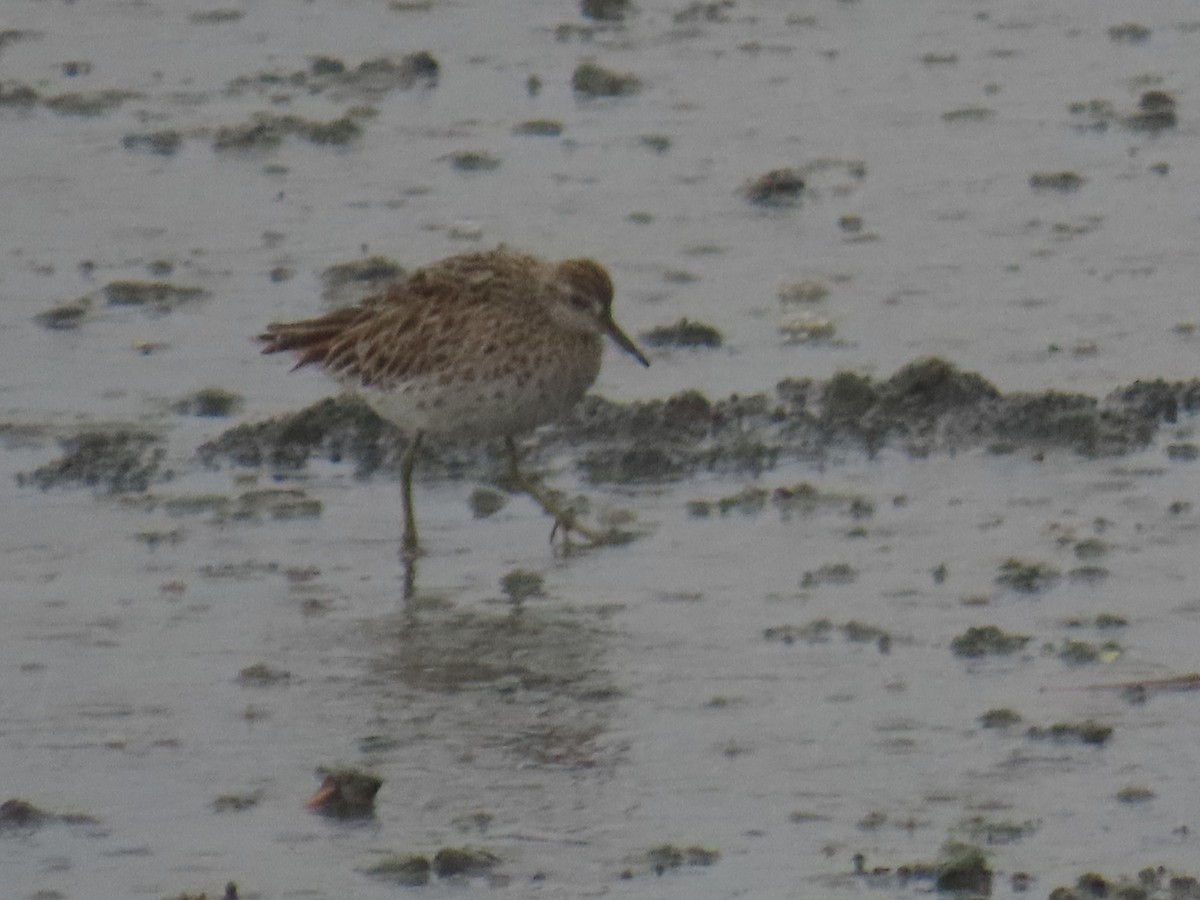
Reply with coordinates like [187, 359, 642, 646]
[605, 319, 651, 367]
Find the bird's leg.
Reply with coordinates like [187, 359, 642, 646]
[503, 436, 614, 547]
[399, 432, 424, 559]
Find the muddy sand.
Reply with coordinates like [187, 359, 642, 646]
[3, 1, 1200, 898]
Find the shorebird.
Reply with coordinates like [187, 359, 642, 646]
[258, 247, 649, 555]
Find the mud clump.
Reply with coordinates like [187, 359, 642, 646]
[213, 112, 364, 150]
[364, 845, 504, 885]
[469, 487, 507, 518]
[991, 392, 1113, 454]
[935, 843, 992, 894]
[43, 89, 138, 115]
[190, 8, 244, 23]
[743, 167, 806, 206]
[1027, 720, 1113, 746]
[19, 429, 165, 493]
[211, 792, 261, 813]
[979, 707, 1022, 728]
[319, 254, 406, 305]
[367, 854, 432, 886]
[122, 129, 184, 155]
[881, 356, 997, 410]
[1107, 22, 1151, 43]
[35, 297, 91, 330]
[198, 394, 398, 474]
[821, 371, 879, 428]
[572, 61, 641, 97]
[1057, 638, 1121, 665]
[573, 390, 722, 482]
[641, 318, 723, 349]
[996, 557, 1060, 593]
[765, 617, 889, 649]
[173, 387, 244, 418]
[1115, 785, 1155, 804]
[104, 279, 209, 312]
[198, 358, 1200, 487]
[1064, 550, 1107, 577]
[164, 488, 321, 522]
[168, 884, 238, 900]
[500, 568, 546, 604]
[620, 844, 720, 879]
[433, 846, 501, 877]
[227, 51, 438, 100]
[942, 106, 994, 123]
[689, 481, 832, 518]
[447, 149, 501, 172]
[236, 662, 291, 687]
[674, 1, 735, 24]
[0, 81, 39, 107]
[512, 118, 563, 137]
[1030, 170, 1085, 192]
[950, 625, 1031, 658]
[852, 359, 1185, 456]
[0, 798, 49, 828]
[801, 562, 857, 587]
[0, 797, 98, 830]
[581, 0, 632, 21]
[579, 440, 697, 483]
[819, 357, 1000, 452]
[1127, 90, 1177, 131]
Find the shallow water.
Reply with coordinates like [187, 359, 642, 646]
[3, 1, 1200, 897]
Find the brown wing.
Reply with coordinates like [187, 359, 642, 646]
[257, 249, 553, 387]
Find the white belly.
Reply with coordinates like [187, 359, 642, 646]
[355, 370, 593, 439]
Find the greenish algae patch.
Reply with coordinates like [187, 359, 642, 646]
[432, 846, 501, 877]
[122, 129, 184, 156]
[641, 318, 723, 349]
[211, 792, 261, 813]
[18, 429, 165, 493]
[366, 854, 431, 886]
[950, 625, 1031, 658]
[447, 149, 501, 172]
[742, 167, 805, 206]
[996, 557, 1060, 594]
[512, 118, 563, 136]
[1029, 170, 1085, 192]
[934, 842, 992, 894]
[1056, 638, 1122, 665]
[572, 61, 641, 97]
[104, 280, 209, 312]
[235, 662, 291, 687]
[173, 387, 245, 418]
[213, 112, 364, 150]
[43, 89, 139, 115]
[978, 707, 1022, 728]
[620, 843, 720, 879]
[34, 297, 92, 330]
[1027, 720, 1113, 746]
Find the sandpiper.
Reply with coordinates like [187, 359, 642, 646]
[258, 247, 649, 554]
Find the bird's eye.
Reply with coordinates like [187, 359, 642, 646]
[569, 294, 592, 313]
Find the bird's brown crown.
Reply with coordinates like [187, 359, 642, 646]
[556, 258, 614, 320]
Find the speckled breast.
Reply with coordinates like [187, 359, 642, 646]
[355, 333, 604, 438]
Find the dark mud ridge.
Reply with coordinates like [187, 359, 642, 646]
[191, 357, 1200, 487]
[21, 358, 1199, 493]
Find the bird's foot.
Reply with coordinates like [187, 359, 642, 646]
[510, 475, 635, 550]
[502, 438, 638, 549]
[547, 506, 636, 550]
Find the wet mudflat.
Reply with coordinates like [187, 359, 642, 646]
[3, 1, 1200, 898]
